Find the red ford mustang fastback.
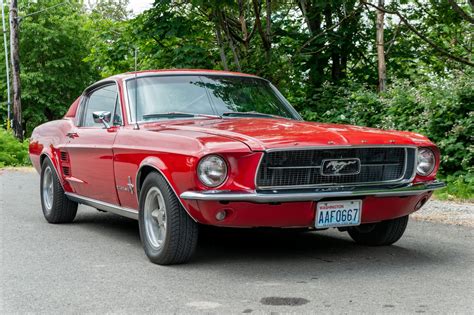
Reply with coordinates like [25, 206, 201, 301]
[29, 70, 445, 264]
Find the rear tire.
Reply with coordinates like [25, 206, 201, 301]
[347, 215, 409, 246]
[138, 172, 198, 265]
[40, 158, 77, 223]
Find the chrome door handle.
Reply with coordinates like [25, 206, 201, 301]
[66, 132, 79, 139]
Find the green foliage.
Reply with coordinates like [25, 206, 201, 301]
[302, 82, 385, 127]
[302, 70, 473, 177]
[0, 128, 30, 167]
[0, 0, 100, 135]
[435, 173, 474, 202]
[382, 71, 473, 175]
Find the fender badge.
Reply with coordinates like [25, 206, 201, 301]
[116, 176, 134, 194]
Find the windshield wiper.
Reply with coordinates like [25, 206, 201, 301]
[142, 112, 221, 120]
[222, 111, 283, 119]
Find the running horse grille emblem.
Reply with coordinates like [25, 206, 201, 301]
[321, 159, 361, 176]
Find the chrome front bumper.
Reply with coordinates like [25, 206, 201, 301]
[180, 181, 446, 203]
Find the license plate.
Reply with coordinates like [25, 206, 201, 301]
[315, 200, 362, 228]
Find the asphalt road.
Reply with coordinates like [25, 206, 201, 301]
[1, 169, 473, 314]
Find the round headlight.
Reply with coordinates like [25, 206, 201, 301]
[416, 148, 435, 176]
[197, 155, 228, 187]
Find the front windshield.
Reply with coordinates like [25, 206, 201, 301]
[126, 75, 299, 122]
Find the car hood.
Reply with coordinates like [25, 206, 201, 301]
[153, 118, 433, 151]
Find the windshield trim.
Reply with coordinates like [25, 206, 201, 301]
[122, 73, 303, 125]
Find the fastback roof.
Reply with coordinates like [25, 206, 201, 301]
[109, 69, 260, 81]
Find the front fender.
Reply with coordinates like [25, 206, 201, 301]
[136, 156, 173, 197]
[135, 156, 202, 222]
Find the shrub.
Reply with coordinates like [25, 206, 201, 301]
[302, 82, 384, 127]
[381, 72, 473, 175]
[435, 173, 474, 201]
[0, 128, 30, 167]
[303, 70, 473, 176]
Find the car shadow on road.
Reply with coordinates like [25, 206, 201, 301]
[71, 207, 450, 275]
[192, 226, 442, 274]
[73, 209, 141, 243]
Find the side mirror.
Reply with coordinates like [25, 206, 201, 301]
[92, 111, 111, 129]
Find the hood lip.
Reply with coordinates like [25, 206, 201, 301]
[159, 123, 267, 151]
[150, 118, 435, 152]
[263, 143, 420, 152]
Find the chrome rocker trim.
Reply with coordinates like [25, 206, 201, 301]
[65, 193, 138, 220]
[180, 181, 446, 203]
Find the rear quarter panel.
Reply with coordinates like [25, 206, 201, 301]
[29, 119, 74, 190]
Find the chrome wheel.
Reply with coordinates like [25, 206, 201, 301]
[144, 187, 167, 249]
[42, 166, 54, 214]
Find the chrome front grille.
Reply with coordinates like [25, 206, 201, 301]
[256, 147, 416, 189]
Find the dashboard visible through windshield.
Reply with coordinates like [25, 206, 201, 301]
[126, 75, 299, 123]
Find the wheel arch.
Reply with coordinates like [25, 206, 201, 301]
[136, 165, 159, 197]
[39, 153, 64, 189]
[40, 152, 50, 166]
[135, 157, 198, 222]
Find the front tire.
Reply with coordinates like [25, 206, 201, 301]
[138, 172, 198, 265]
[40, 159, 77, 223]
[347, 215, 409, 246]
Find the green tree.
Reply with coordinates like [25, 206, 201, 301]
[0, 0, 99, 135]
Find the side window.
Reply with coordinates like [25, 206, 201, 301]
[82, 84, 118, 127]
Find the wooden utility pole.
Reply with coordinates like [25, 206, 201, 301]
[10, 0, 22, 140]
[376, 0, 386, 92]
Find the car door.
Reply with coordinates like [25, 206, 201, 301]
[65, 82, 123, 205]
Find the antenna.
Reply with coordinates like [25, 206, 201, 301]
[133, 47, 139, 130]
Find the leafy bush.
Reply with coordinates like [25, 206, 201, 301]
[303, 70, 473, 176]
[302, 82, 385, 127]
[0, 128, 30, 167]
[381, 71, 473, 175]
[435, 173, 474, 202]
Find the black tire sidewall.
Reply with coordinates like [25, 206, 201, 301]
[40, 158, 77, 223]
[348, 215, 409, 246]
[40, 159, 58, 221]
[138, 172, 171, 260]
[138, 172, 199, 265]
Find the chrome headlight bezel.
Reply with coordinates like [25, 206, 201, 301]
[197, 155, 228, 188]
[416, 148, 436, 176]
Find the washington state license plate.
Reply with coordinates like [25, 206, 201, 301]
[315, 200, 362, 228]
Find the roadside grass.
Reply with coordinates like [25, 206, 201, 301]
[434, 174, 474, 202]
[0, 128, 31, 168]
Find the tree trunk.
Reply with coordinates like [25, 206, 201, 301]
[325, 4, 341, 81]
[219, 12, 241, 71]
[376, 0, 386, 92]
[215, 22, 229, 70]
[10, 0, 22, 140]
[252, 0, 271, 62]
[238, 0, 250, 49]
[264, 0, 272, 61]
[296, 0, 325, 88]
[265, 0, 271, 44]
[298, 0, 310, 34]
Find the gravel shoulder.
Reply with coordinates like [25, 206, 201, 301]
[412, 200, 474, 227]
